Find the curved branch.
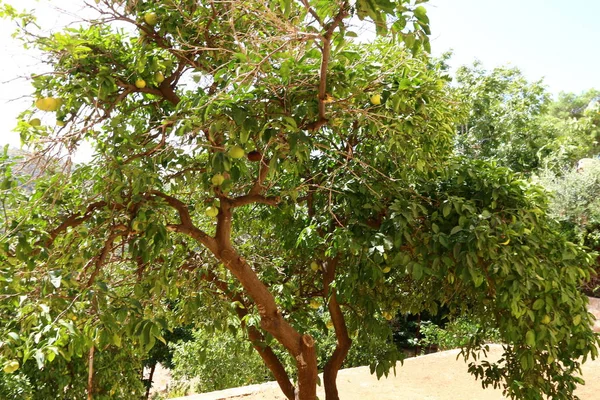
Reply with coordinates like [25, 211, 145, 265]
[323, 257, 352, 400]
[150, 191, 218, 252]
[230, 194, 280, 208]
[39, 201, 108, 250]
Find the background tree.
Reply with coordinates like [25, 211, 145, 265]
[0, 2, 598, 400]
[454, 63, 550, 173]
[454, 64, 600, 174]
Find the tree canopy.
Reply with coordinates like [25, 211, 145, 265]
[0, 1, 598, 400]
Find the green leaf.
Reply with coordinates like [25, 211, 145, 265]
[532, 299, 544, 310]
[412, 263, 423, 280]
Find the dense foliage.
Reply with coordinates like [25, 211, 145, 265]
[455, 65, 600, 174]
[0, 1, 598, 400]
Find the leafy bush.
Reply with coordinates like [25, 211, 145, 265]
[536, 162, 600, 294]
[419, 317, 500, 351]
[170, 328, 272, 393]
[0, 371, 33, 399]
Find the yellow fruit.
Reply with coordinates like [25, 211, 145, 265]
[144, 12, 158, 26]
[382, 266, 391, 273]
[211, 173, 225, 186]
[229, 145, 245, 159]
[310, 261, 319, 272]
[135, 79, 146, 89]
[35, 97, 61, 112]
[35, 98, 47, 110]
[29, 118, 41, 127]
[382, 311, 393, 321]
[155, 71, 165, 84]
[541, 315, 551, 324]
[326, 320, 334, 329]
[2, 360, 19, 374]
[56, 120, 65, 127]
[205, 206, 219, 218]
[309, 299, 320, 309]
[370, 94, 382, 105]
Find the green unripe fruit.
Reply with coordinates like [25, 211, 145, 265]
[229, 145, 245, 159]
[29, 118, 41, 127]
[205, 206, 219, 218]
[144, 12, 158, 26]
[211, 173, 225, 186]
[35, 97, 61, 112]
[310, 261, 319, 272]
[155, 71, 165, 84]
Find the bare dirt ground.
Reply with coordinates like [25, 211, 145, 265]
[172, 345, 600, 400]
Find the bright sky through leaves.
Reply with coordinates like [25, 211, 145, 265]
[1, 0, 599, 151]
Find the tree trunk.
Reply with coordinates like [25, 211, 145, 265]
[295, 334, 318, 400]
[219, 246, 318, 400]
[201, 269, 296, 400]
[248, 324, 296, 399]
[163, 192, 318, 399]
[144, 363, 156, 400]
[323, 258, 352, 400]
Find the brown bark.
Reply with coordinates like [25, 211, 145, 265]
[296, 334, 318, 400]
[219, 245, 318, 400]
[215, 194, 317, 399]
[87, 346, 95, 400]
[202, 270, 296, 400]
[248, 326, 296, 400]
[323, 258, 352, 400]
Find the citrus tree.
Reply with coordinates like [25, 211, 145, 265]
[0, 1, 598, 400]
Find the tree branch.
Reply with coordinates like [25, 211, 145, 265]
[150, 191, 218, 252]
[230, 194, 281, 208]
[40, 201, 108, 250]
[309, 1, 350, 131]
[250, 158, 271, 195]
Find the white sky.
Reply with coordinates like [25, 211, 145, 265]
[1, 0, 599, 152]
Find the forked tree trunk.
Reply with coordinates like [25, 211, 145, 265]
[219, 245, 318, 400]
[201, 270, 296, 399]
[161, 192, 319, 399]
